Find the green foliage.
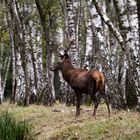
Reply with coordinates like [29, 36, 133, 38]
[0, 111, 33, 140]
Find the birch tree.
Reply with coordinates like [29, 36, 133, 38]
[1, 0, 140, 109]
[112, 0, 131, 109]
[5, 0, 25, 104]
[83, 7, 93, 70]
[92, 0, 140, 110]
[137, 0, 140, 42]
[35, 0, 52, 78]
[5, 0, 40, 105]
[66, 0, 80, 68]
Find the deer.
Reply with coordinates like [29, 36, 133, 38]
[50, 41, 110, 117]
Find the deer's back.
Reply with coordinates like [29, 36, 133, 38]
[69, 69, 96, 93]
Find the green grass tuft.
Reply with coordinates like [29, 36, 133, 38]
[0, 111, 33, 140]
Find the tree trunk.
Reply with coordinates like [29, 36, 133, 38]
[92, 0, 140, 111]
[83, 16, 93, 70]
[35, 0, 55, 104]
[66, 0, 80, 68]
[0, 44, 4, 104]
[136, 0, 140, 43]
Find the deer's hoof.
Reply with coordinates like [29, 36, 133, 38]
[75, 113, 80, 117]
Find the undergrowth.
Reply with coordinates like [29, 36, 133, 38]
[0, 111, 33, 140]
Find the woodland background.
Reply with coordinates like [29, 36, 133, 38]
[0, 0, 140, 111]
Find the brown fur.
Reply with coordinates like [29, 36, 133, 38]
[91, 70, 105, 90]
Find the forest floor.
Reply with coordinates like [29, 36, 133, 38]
[0, 102, 140, 140]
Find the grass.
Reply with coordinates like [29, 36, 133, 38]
[0, 111, 33, 140]
[0, 102, 140, 140]
[50, 114, 140, 140]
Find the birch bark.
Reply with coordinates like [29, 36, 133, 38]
[5, 0, 26, 103]
[0, 44, 4, 103]
[66, 0, 80, 68]
[113, 0, 140, 109]
[92, 0, 140, 110]
[127, 0, 139, 53]
[83, 18, 93, 70]
[35, 0, 55, 104]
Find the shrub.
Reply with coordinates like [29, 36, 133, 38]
[0, 111, 33, 140]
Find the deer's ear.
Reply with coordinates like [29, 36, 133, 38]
[59, 47, 65, 56]
[60, 49, 65, 56]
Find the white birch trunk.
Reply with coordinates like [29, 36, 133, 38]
[6, 7, 17, 102]
[88, 0, 111, 72]
[7, 0, 32, 105]
[0, 44, 4, 103]
[113, 0, 130, 107]
[113, 0, 139, 109]
[127, 0, 140, 109]
[50, 54, 55, 99]
[15, 52, 25, 101]
[93, 0, 140, 110]
[14, 0, 29, 104]
[5, 0, 25, 102]
[67, 0, 80, 68]
[37, 46, 43, 87]
[9, 24, 17, 102]
[29, 19, 43, 98]
[83, 17, 93, 70]
[30, 20, 40, 89]
[127, 0, 139, 53]
[54, 23, 64, 100]
[120, 56, 128, 107]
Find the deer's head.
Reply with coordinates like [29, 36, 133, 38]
[50, 38, 74, 71]
[50, 46, 70, 71]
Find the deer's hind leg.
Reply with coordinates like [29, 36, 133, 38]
[90, 94, 99, 117]
[101, 93, 110, 115]
[100, 88, 111, 116]
[88, 78, 99, 117]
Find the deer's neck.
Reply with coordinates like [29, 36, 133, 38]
[61, 60, 75, 83]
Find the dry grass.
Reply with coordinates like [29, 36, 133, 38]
[0, 102, 140, 140]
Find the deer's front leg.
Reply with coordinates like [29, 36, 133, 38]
[75, 92, 81, 117]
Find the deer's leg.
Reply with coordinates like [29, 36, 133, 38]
[101, 92, 111, 116]
[75, 92, 81, 117]
[99, 85, 111, 115]
[90, 94, 99, 117]
[93, 97, 99, 117]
